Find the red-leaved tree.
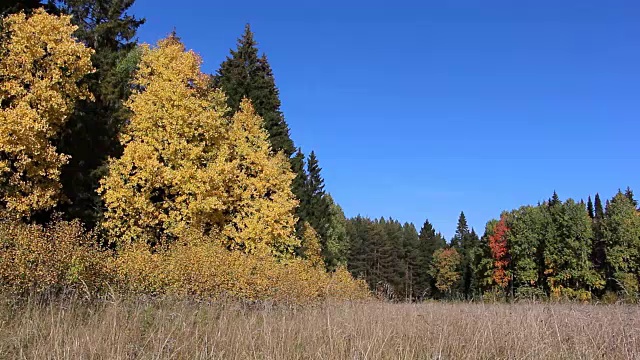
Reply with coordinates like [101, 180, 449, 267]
[489, 216, 510, 289]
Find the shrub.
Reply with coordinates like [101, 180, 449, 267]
[0, 218, 110, 297]
[110, 231, 369, 303]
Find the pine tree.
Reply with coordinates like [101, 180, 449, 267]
[379, 218, 404, 297]
[0, 0, 55, 16]
[594, 193, 604, 220]
[624, 187, 638, 208]
[345, 216, 371, 280]
[401, 222, 420, 300]
[587, 196, 594, 219]
[416, 218, 445, 298]
[213, 24, 295, 158]
[305, 151, 332, 262]
[291, 148, 308, 232]
[451, 211, 478, 298]
[55, 0, 144, 228]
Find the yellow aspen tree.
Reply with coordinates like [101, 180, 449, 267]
[299, 221, 323, 267]
[216, 99, 299, 255]
[0, 10, 93, 216]
[100, 36, 298, 255]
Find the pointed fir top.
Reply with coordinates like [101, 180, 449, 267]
[455, 211, 469, 237]
[587, 195, 594, 219]
[231, 23, 258, 59]
[624, 186, 638, 207]
[594, 193, 604, 219]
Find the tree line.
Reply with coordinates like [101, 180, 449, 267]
[346, 189, 640, 302]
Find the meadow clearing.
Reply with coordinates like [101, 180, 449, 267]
[1, 298, 638, 359]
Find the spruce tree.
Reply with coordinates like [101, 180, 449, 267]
[290, 148, 308, 232]
[587, 196, 594, 219]
[55, 0, 144, 228]
[304, 151, 332, 262]
[549, 191, 561, 207]
[591, 193, 606, 272]
[452, 212, 469, 244]
[213, 24, 295, 157]
[624, 186, 638, 208]
[594, 193, 604, 220]
[451, 211, 477, 297]
[417, 218, 445, 298]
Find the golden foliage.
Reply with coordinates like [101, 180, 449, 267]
[300, 222, 323, 268]
[0, 218, 109, 296]
[430, 248, 462, 294]
[99, 37, 298, 255]
[110, 230, 369, 303]
[0, 10, 93, 216]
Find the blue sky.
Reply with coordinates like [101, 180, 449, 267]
[130, 0, 639, 238]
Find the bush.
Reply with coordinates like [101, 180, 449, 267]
[0, 218, 110, 297]
[110, 231, 369, 303]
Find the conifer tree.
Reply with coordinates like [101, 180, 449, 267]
[624, 187, 638, 208]
[401, 222, 420, 300]
[304, 151, 332, 261]
[55, 0, 145, 228]
[451, 211, 479, 298]
[594, 193, 604, 220]
[0, 0, 55, 16]
[213, 24, 295, 157]
[416, 218, 445, 298]
[345, 216, 371, 280]
[451, 211, 469, 249]
[290, 148, 308, 230]
[587, 196, 594, 219]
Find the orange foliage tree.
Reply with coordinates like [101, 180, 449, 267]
[489, 215, 510, 289]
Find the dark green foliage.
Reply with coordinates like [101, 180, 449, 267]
[213, 24, 294, 158]
[624, 187, 638, 208]
[594, 193, 604, 220]
[416, 219, 446, 299]
[291, 148, 308, 234]
[346, 216, 372, 280]
[302, 151, 333, 265]
[587, 196, 594, 219]
[0, 0, 56, 16]
[451, 212, 480, 298]
[56, 0, 144, 228]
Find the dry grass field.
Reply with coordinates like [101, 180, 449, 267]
[0, 297, 638, 359]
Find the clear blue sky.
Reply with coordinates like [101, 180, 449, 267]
[130, 0, 639, 238]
